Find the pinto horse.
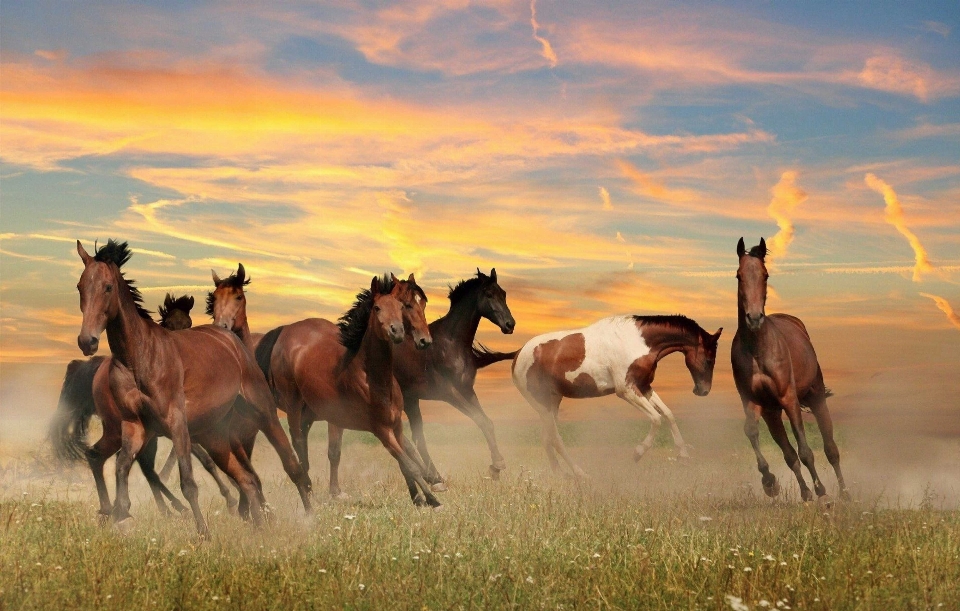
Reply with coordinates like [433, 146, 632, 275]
[50, 293, 236, 515]
[75, 240, 311, 534]
[256, 275, 443, 507]
[512, 315, 721, 477]
[732, 238, 849, 502]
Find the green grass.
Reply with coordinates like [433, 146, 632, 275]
[2, 426, 957, 610]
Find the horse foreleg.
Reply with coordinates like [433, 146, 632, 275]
[168, 406, 209, 537]
[111, 420, 148, 525]
[649, 391, 691, 458]
[741, 400, 778, 496]
[404, 395, 445, 486]
[375, 423, 442, 508]
[806, 393, 849, 500]
[621, 388, 662, 462]
[782, 396, 825, 499]
[158, 445, 178, 483]
[192, 444, 238, 512]
[136, 435, 188, 516]
[451, 387, 506, 476]
[205, 438, 264, 526]
[327, 422, 348, 499]
[87, 434, 120, 521]
[761, 408, 813, 502]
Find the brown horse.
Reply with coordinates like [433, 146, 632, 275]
[256, 275, 443, 506]
[75, 240, 311, 534]
[731, 238, 849, 502]
[393, 268, 517, 485]
[51, 293, 239, 517]
[512, 314, 721, 477]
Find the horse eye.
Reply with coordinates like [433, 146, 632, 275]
[374, 305, 381, 312]
[105, 284, 113, 293]
[236, 295, 243, 301]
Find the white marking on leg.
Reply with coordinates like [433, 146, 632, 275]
[650, 391, 689, 457]
[621, 387, 661, 460]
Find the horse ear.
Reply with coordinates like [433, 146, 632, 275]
[211, 269, 221, 285]
[236, 263, 245, 284]
[77, 240, 92, 265]
[736, 237, 745, 258]
[714, 327, 723, 340]
[187, 296, 195, 310]
[490, 268, 497, 282]
[758, 238, 767, 260]
[407, 273, 416, 283]
[370, 276, 380, 295]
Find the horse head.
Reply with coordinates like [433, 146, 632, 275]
[393, 273, 433, 349]
[207, 263, 250, 335]
[737, 237, 769, 332]
[76, 240, 128, 356]
[686, 326, 723, 396]
[476, 268, 516, 334]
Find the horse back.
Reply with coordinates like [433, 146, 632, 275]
[170, 325, 249, 419]
[273, 318, 344, 408]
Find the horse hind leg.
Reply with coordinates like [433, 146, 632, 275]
[783, 398, 827, 499]
[136, 435, 188, 516]
[761, 408, 814, 502]
[650, 391, 691, 458]
[192, 444, 238, 512]
[404, 395, 446, 486]
[327, 423, 349, 500]
[111, 420, 149, 526]
[87, 434, 121, 522]
[807, 393, 850, 501]
[205, 438, 264, 526]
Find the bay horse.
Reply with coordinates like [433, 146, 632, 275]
[512, 315, 722, 477]
[75, 240, 311, 534]
[393, 268, 517, 485]
[732, 238, 849, 502]
[50, 293, 238, 517]
[256, 275, 443, 507]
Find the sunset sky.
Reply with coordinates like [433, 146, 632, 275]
[1, 0, 958, 389]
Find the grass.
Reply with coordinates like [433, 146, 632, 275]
[2, 423, 958, 610]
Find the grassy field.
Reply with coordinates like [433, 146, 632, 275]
[2, 421, 959, 610]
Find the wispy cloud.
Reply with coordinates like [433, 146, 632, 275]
[864, 173, 934, 281]
[530, 0, 558, 68]
[599, 186, 612, 210]
[919, 293, 960, 330]
[616, 160, 700, 203]
[766, 171, 807, 263]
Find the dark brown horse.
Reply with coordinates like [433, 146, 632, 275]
[75, 240, 311, 534]
[731, 238, 849, 502]
[51, 293, 238, 516]
[394, 268, 516, 484]
[256, 275, 443, 506]
[513, 314, 721, 477]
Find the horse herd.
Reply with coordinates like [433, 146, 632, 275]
[51, 237, 849, 537]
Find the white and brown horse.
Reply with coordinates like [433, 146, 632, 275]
[512, 315, 721, 477]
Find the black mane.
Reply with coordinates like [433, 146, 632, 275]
[158, 294, 194, 324]
[205, 270, 251, 316]
[338, 275, 395, 352]
[448, 271, 488, 304]
[748, 245, 766, 259]
[634, 315, 710, 342]
[93, 240, 152, 320]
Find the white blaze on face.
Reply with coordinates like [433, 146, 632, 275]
[415, 294, 422, 305]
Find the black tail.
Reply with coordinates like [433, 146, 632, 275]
[471, 343, 519, 369]
[48, 357, 105, 461]
[255, 326, 285, 393]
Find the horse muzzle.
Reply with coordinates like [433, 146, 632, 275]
[499, 317, 516, 334]
[693, 384, 711, 397]
[78, 334, 99, 356]
[414, 336, 433, 350]
[745, 312, 765, 331]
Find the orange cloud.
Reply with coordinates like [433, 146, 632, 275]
[919, 293, 960, 331]
[766, 171, 807, 262]
[599, 186, 612, 210]
[616, 159, 699, 203]
[864, 173, 934, 282]
[530, 0, 558, 67]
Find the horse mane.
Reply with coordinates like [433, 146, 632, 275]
[158, 294, 194, 324]
[205, 270, 251, 316]
[448, 271, 488, 304]
[634, 315, 712, 344]
[338, 274, 395, 352]
[748, 244, 766, 259]
[93, 239, 152, 320]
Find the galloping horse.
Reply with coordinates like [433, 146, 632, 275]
[75, 240, 311, 534]
[50, 293, 236, 516]
[256, 275, 443, 507]
[392, 268, 516, 484]
[512, 315, 722, 477]
[732, 238, 849, 501]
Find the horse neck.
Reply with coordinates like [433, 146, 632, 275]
[437, 291, 482, 347]
[357, 319, 395, 396]
[736, 291, 762, 351]
[643, 324, 698, 363]
[235, 307, 255, 351]
[104, 273, 155, 370]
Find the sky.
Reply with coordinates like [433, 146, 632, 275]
[1, 0, 958, 386]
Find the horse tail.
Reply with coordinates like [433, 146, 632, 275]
[255, 326, 284, 394]
[48, 357, 104, 461]
[472, 343, 519, 369]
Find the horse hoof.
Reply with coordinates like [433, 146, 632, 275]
[488, 466, 502, 481]
[839, 489, 852, 502]
[818, 495, 834, 509]
[633, 447, 647, 462]
[113, 517, 135, 535]
[331, 491, 350, 501]
[431, 482, 448, 493]
[763, 481, 781, 498]
[412, 494, 428, 507]
[492, 458, 507, 471]
[432, 504, 444, 512]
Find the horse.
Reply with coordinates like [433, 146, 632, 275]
[393, 268, 517, 485]
[255, 274, 444, 507]
[50, 293, 239, 517]
[512, 314, 722, 477]
[74, 239, 311, 534]
[731, 238, 849, 502]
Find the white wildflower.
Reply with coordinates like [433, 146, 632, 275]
[725, 595, 750, 611]
[526, 576, 534, 584]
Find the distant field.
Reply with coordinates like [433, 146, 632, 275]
[2, 421, 959, 610]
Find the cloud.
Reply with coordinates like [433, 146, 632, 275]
[919, 293, 960, 331]
[864, 173, 934, 282]
[599, 186, 612, 210]
[530, 0, 558, 68]
[616, 160, 700, 203]
[919, 21, 951, 39]
[766, 171, 807, 262]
